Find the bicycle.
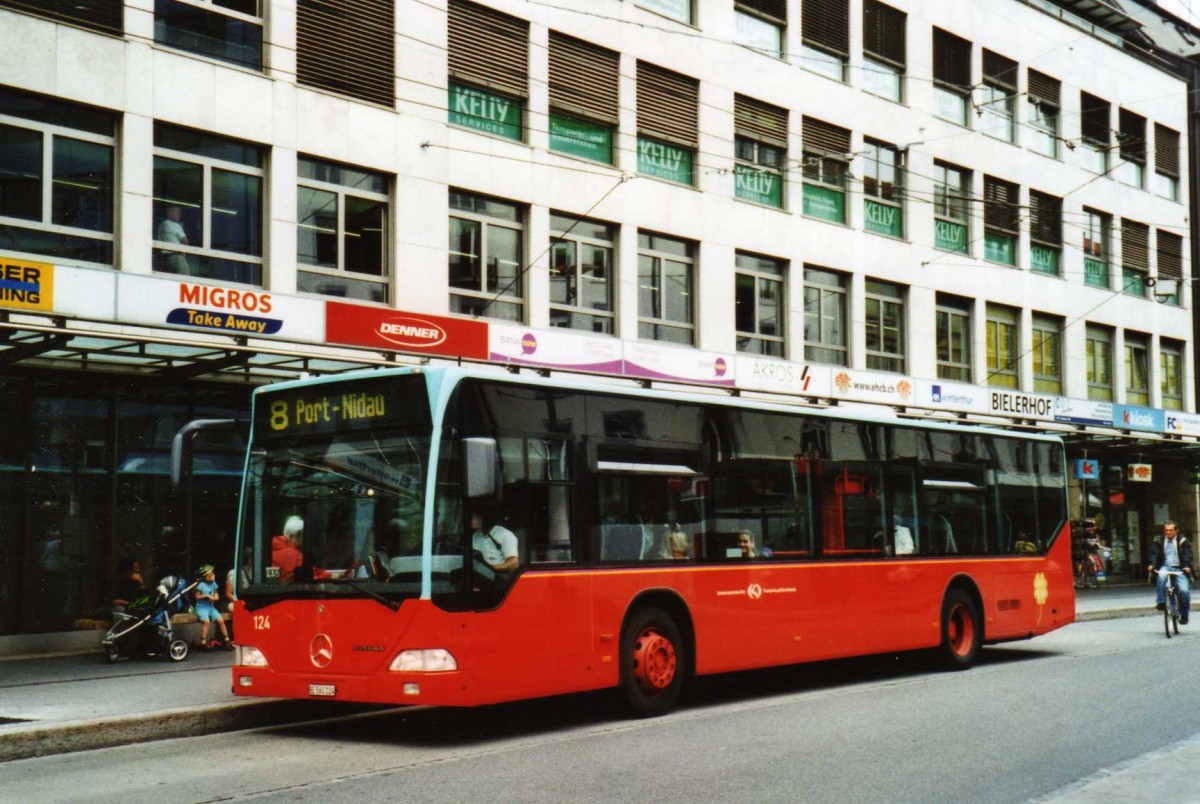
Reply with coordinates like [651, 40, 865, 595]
[1157, 569, 1184, 638]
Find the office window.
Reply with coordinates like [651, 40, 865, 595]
[1029, 190, 1062, 276]
[802, 117, 850, 224]
[0, 87, 116, 265]
[1121, 219, 1149, 298]
[1161, 339, 1183, 410]
[1124, 332, 1150, 406]
[449, 190, 524, 321]
[979, 51, 1017, 143]
[734, 95, 787, 209]
[296, 157, 389, 303]
[735, 251, 785, 356]
[932, 28, 971, 125]
[983, 176, 1018, 266]
[549, 213, 614, 334]
[865, 279, 905, 372]
[734, 0, 786, 57]
[1085, 324, 1113, 401]
[638, 231, 695, 344]
[1027, 70, 1060, 158]
[1080, 93, 1111, 174]
[933, 161, 969, 254]
[986, 304, 1019, 389]
[548, 33, 619, 164]
[802, 0, 849, 81]
[862, 0, 905, 101]
[636, 0, 691, 25]
[155, 0, 262, 70]
[1154, 124, 1180, 201]
[1117, 109, 1146, 188]
[637, 62, 698, 186]
[1032, 314, 1062, 394]
[1082, 208, 1111, 288]
[936, 295, 971, 382]
[0, 0, 122, 34]
[804, 266, 847, 365]
[298, 0, 393, 106]
[862, 139, 902, 238]
[152, 123, 264, 285]
[1157, 230, 1183, 306]
[448, 0, 528, 140]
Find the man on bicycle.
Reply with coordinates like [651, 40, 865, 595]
[1148, 521, 1193, 624]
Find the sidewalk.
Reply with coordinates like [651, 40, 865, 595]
[0, 584, 1163, 765]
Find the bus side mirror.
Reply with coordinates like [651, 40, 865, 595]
[464, 438, 497, 499]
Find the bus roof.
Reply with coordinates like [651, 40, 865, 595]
[253, 363, 1065, 445]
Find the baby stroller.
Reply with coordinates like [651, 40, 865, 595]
[101, 573, 198, 663]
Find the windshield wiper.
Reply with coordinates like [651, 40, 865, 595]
[344, 580, 401, 611]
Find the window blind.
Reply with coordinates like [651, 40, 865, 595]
[863, 0, 905, 67]
[1029, 191, 1061, 245]
[1119, 109, 1146, 164]
[1121, 219, 1149, 270]
[0, 0, 122, 35]
[982, 50, 1017, 91]
[1081, 93, 1110, 145]
[298, 0, 395, 107]
[737, 0, 786, 25]
[1027, 70, 1060, 107]
[932, 28, 971, 91]
[448, 0, 529, 98]
[735, 95, 788, 147]
[1157, 230, 1183, 280]
[802, 0, 849, 56]
[803, 117, 850, 155]
[637, 61, 699, 147]
[984, 177, 1019, 234]
[1155, 124, 1180, 177]
[549, 32, 619, 124]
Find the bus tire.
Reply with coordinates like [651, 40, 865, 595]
[620, 607, 685, 717]
[936, 589, 981, 670]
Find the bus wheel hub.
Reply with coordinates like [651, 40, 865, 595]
[633, 628, 676, 691]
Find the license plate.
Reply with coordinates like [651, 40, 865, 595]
[308, 684, 336, 697]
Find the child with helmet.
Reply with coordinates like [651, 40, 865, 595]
[194, 564, 233, 650]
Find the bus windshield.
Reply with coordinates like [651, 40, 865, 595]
[238, 374, 434, 604]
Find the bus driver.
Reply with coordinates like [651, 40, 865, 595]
[471, 506, 519, 572]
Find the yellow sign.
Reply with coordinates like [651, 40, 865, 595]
[0, 258, 54, 312]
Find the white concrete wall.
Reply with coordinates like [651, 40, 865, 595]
[0, 0, 1193, 408]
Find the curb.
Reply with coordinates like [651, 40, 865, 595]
[1076, 608, 1155, 622]
[0, 699, 387, 763]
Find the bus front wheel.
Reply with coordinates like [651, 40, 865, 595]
[620, 607, 685, 717]
[937, 589, 981, 670]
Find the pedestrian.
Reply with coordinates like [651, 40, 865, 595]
[111, 558, 146, 612]
[194, 564, 232, 650]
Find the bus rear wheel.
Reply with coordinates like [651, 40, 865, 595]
[937, 589, 981, 670]
[621, 607, 685, 717]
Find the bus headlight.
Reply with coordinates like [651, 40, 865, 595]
[390, 648, 457, 672]
[237, 646, 269, 667]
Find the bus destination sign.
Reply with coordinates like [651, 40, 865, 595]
[255, 376, 429, 440]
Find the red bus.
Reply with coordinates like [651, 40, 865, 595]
[229, 366, 1073, 715]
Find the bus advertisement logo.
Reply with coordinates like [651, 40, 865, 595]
[747, 583, 762, 600]
[310, 634, 333, 668]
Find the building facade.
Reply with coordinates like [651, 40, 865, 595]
[1, 0, 1198, 638]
